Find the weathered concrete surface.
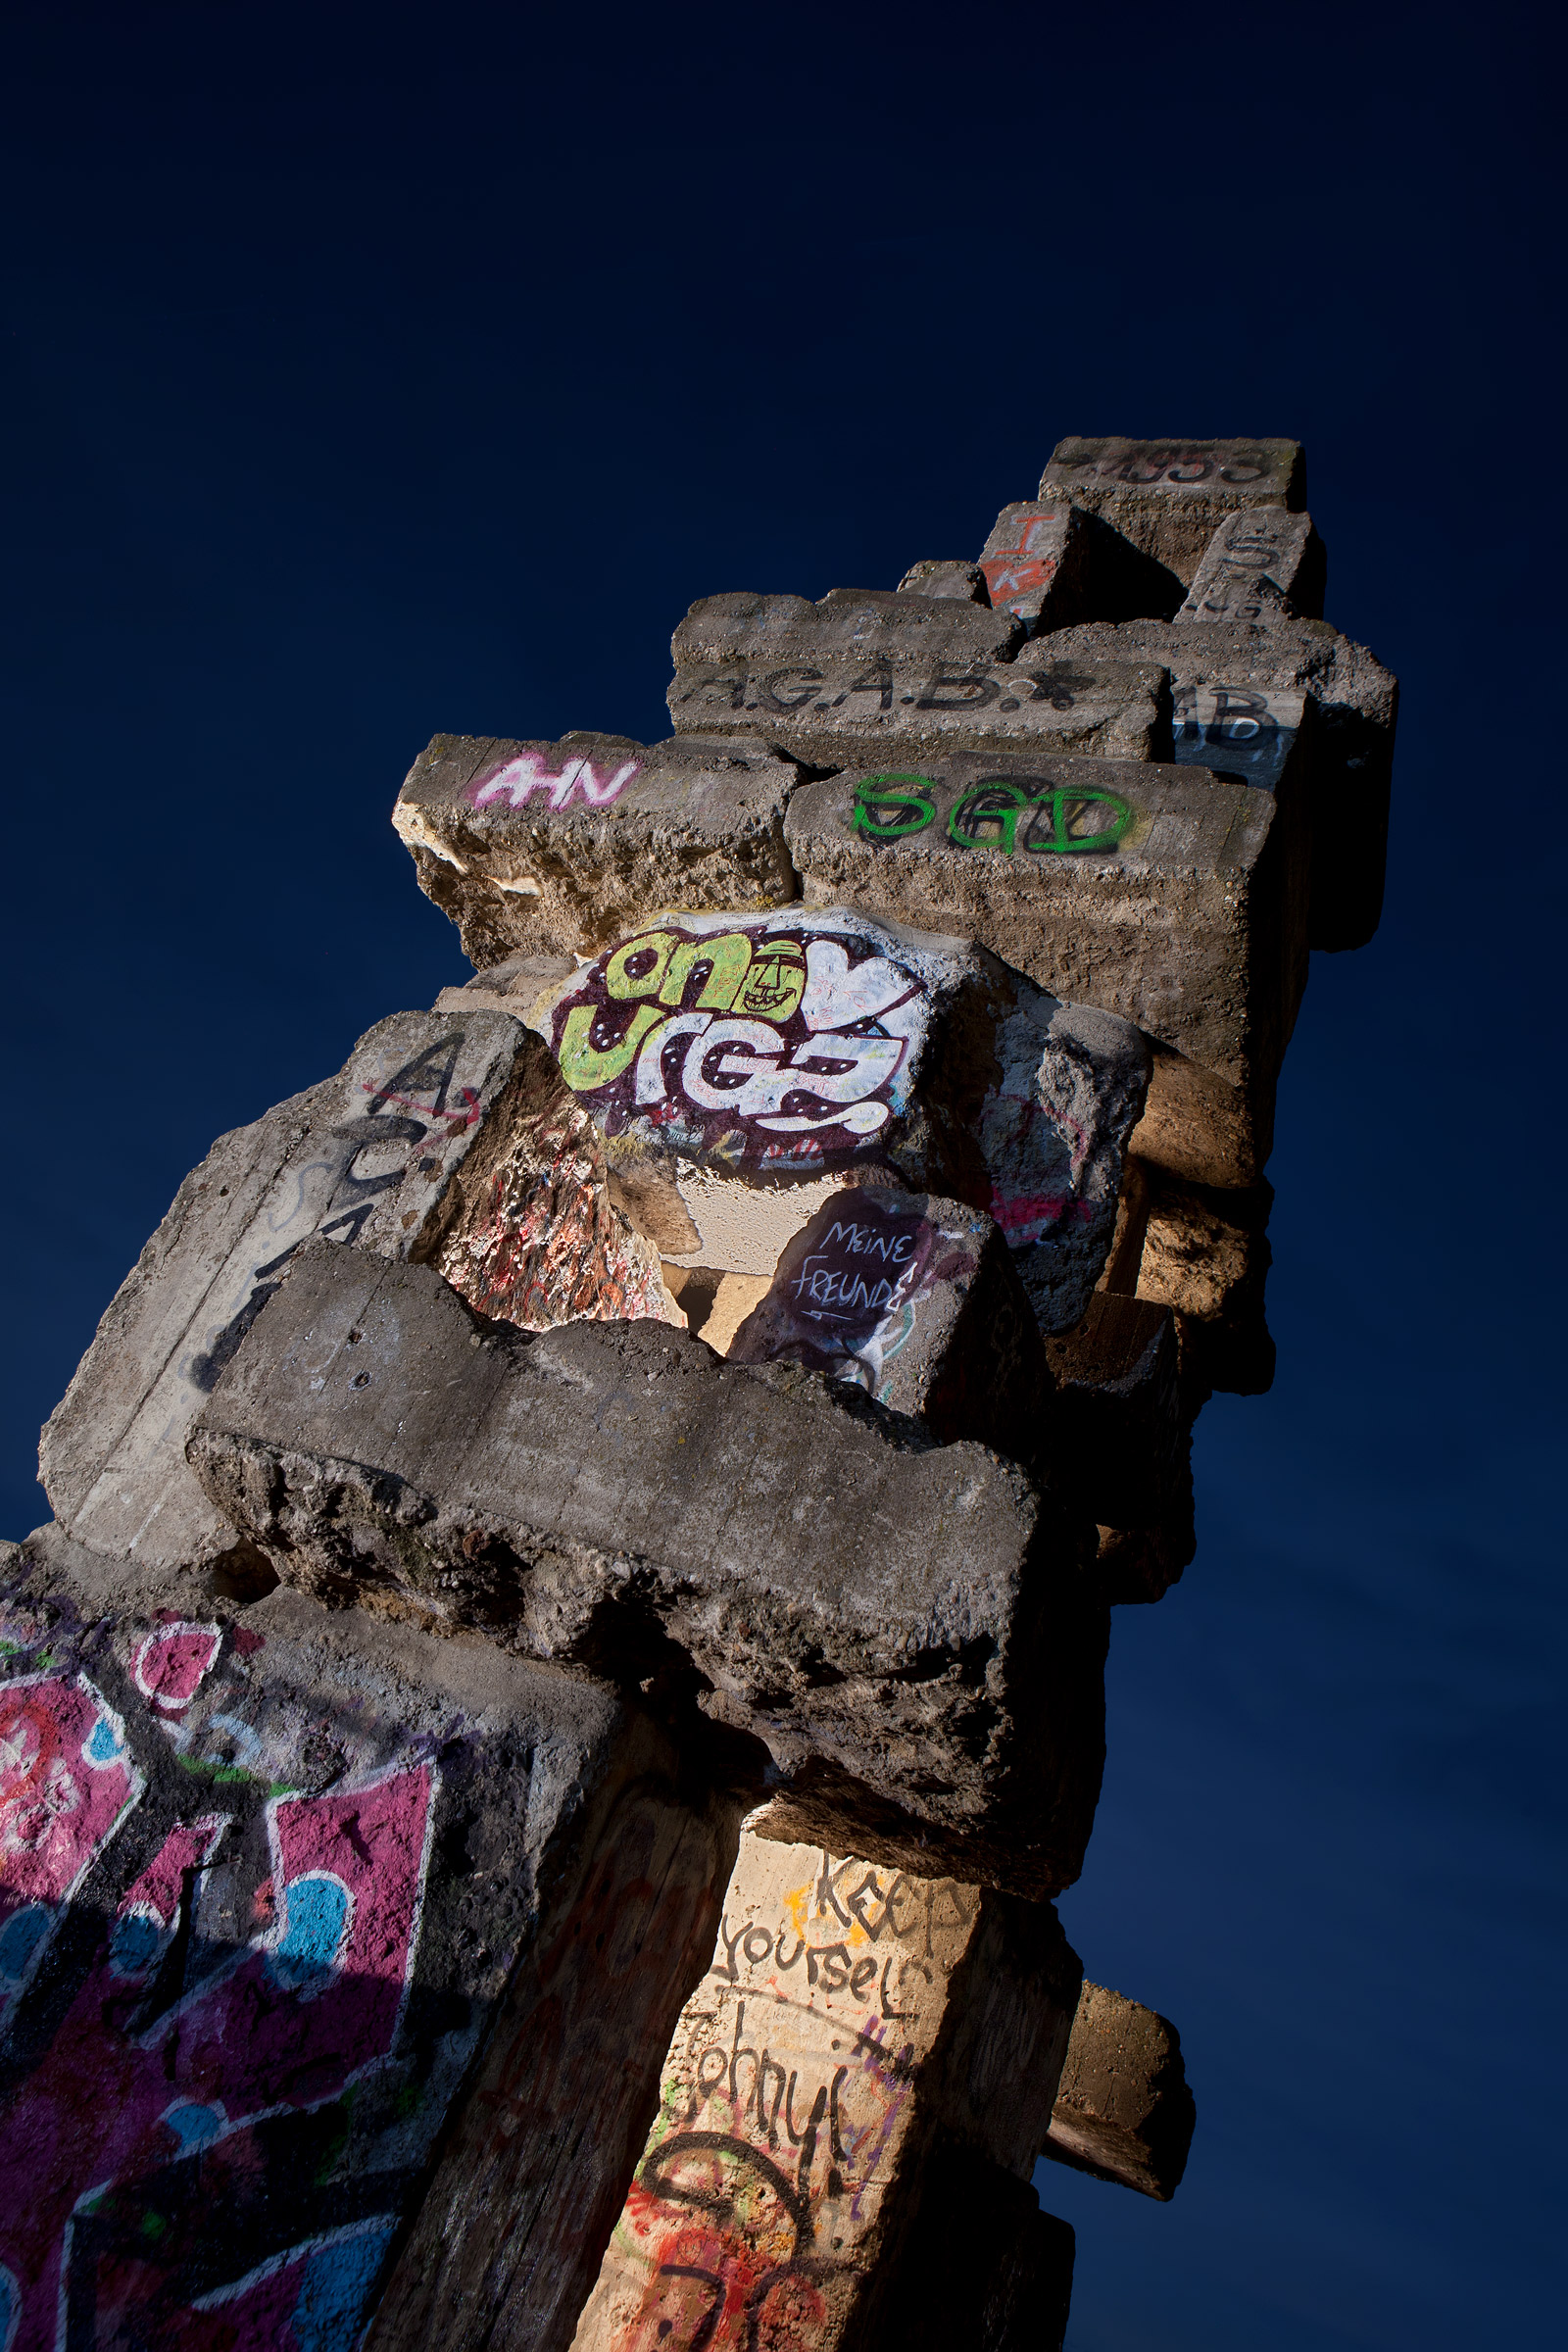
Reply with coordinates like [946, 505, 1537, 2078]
[38, 1012, 678, 1578]
[1043, 1981, 1196, 2201]
[1040, 438, 1306, 602]
[1050, 613, 1397, 952]
[728, 1188, 1046, 1459]
[566, 1823, 1080, 2352]
[870, 2141, 1075, 2352]
[1136, 1172, 1275, 1397]
[667, 590, 1165, 766]
[0, 1524, 736, 2352]
[977, 503, 1092, 633]
[1177, 505, 1326, 625]
[785, 758, 1301, 1189]
[393, 732, 803, 971]
[522, 907, 1151, 1337]
[896, 559, 989, 603]
[186, 1243, 1109, 1898]
[1042, 1293, 1186, 1535]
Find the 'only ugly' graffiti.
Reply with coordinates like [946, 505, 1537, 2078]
[549, 920, 930, 1173]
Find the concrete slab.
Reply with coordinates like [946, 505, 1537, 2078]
[38, 1013, 677, 1579]
[187, 1243, 1110, 1899]
[393, 732, 803, 971]
[0, 1525, 736, 2352]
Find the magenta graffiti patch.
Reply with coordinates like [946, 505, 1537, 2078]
[0, 1675, 142, 2015]
[468, 748, 639, 811]
[550, 916, 932, 1175]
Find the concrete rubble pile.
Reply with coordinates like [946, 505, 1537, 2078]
[3, 435, 1394, 2350]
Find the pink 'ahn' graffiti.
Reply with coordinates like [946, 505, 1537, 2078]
[468, 748, 640, 811]
[0, 1583, 480, 2352]
[550, 916, 929, 1176]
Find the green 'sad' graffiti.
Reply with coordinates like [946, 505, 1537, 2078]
[849, 774, 1133, 857]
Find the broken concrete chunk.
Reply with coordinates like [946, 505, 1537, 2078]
[898, 558, 991, 603]
[393, 730, 802, 969]
[1177, 505, 1326, 625]
[1043, 1980, 1197, 2200]
[1136, 1170, 1275, 1398]
[784, 757, 1299, 1190]
[1040, 437, 1305, 600]
[728, 1187, 1047, 1459]
[978, 502, 1088, 633]
[1042, 1292, 1186, 1532]
[1049, 612, 1397, 950]
[565, 1822, 1081, 2352]
[187, 1243, 1109, 1897]
[522, 906, 1151, 1336]
[667, 588, 1165, 765]
[38, 1012, 678, 1577]
[0, 1525, 737, 2352]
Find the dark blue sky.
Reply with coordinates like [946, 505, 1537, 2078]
[2, 5, 1561, 2344]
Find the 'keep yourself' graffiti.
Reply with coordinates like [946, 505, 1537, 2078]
[847, 771, 1135, 857]
[549, 920, 931, 1175]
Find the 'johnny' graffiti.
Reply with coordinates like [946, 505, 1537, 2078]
[468, 747, 640, 812]
[848, 772, 1134, 857]
[549, 920, 931, 1173]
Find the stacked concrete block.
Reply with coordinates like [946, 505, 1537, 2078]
[667, 589, 1165, 767]
[183, 1240, 1108, 1901]
[6, 432, 1397, 2346]
[564, 1817, 1081, 2352]
[394, 732, 802, 971]
[0, 1526, 737, 2352]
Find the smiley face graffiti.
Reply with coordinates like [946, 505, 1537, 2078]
[550, 919, 931, 1173]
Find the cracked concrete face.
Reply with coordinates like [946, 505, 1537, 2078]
[185, 1242, 1109, 1899]
[0, 1525, 738, 2352]
[516, 906, 1151, 1338]
[38, 1012, 677, 1578]
[566, 1819, 1081, 2352]
[667, 589, 1165, 767]
[393, 731, 804, 971]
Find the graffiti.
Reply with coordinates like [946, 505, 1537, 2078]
[979, 508, 1062, 616]
[0, 1677, 142, 2023]
[673, 658, 1100, 725]
[436, 1057, 679, 1332]
[1170, 684, 1297, 791]
[189, 1030, 492, 1396]
[1069, 447, 1270, 485]
[468, 748, 640, 812]
[730, 1196, 987, 1400]
[580, 1841, 978, 2352]
[548, 918, 932, 1176]
[848, 772, 1133, 858]
[0, 1573, 534, 2352]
